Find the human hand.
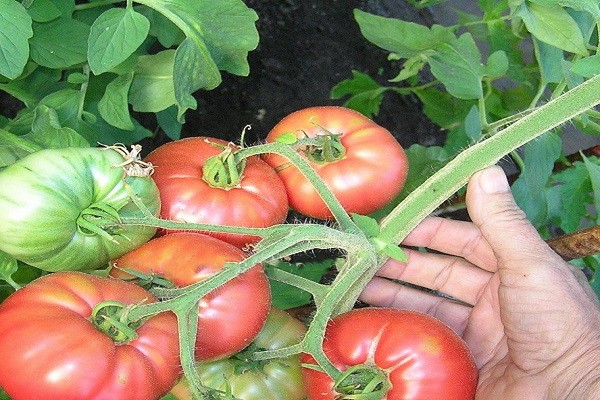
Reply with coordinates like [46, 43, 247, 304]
[360, 166, 600, 399]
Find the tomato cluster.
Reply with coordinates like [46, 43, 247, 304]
[0, 106, 476, 400]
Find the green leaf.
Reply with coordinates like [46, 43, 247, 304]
[583, 155, 600, 224]
[528, 0, 600, 20]
[84, 101, 153, 145]
[552, 159, 595, 232]
[129, 50, 176, 113]
[571, 55, 600, 78]
[172, 38, 213, 119]
[274, 132, 299, 145]
[267, 260, 334, 310]
[429, 33, 485, 99]
[484, 50, 509, 78]
[389, 54, 428, 83]
[88, 7, 150, 75]
[156, 106, 182, 141]
[353, 9, 453, 58]
[516, 2, 588, 55]
[98, 72, 135, 131]
[414, 87, 473, 129]
[30, 17, 90, 69]
[351, 213, 380, 237]
[141, 7, 184, 48]
[464, 105, 482, 141]
[27, 104, 90, 148]
[26, 0, 63, 23]
[0, 65, 63, 107]
[511, 131, 563, 228]
[137, 0, 259, 76]
[382, 243, 408, 262]
[330, 70, 387, 117]
[535, 38, 565, 84]
[0, 0, 33, 79]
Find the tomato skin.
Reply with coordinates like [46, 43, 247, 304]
[171, 307, 307, 400]
[0, 272, 180, 400]
[0, 147, 160, 271]
[264, 106, 409, 219]
[111, 232, 271, 361]
[144, 137, 289, 248]
[301, 308, 478, 400]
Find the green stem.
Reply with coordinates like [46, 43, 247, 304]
[302, 248, 377, 380]
[236, 142, 358, 232]
[77, 65, 90, 120]
[379, 73, 600, 246]
[266, 267, 330, 305]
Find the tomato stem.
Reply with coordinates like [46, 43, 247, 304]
[302, 133, 346, 164]
[334, 364, 389, 400]
[91, 301, 140, 343]
[202, 145, 246, 188]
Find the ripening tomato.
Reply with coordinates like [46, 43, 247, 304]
[0, 272, 180, 400]
[301, 308, 478, 400]
[144, 137, 289, 248]
[0, 146, 160, 271]
[264, 106, 408, 219]
[111, 232, 271, 361]
[170, 307, 307, 400]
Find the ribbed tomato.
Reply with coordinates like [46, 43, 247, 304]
[0, 272, 180, 400]
[264, 106, 408, 219]
[111, 232, 271, 361]
[301, 308, 477, 400]
[144, 137, 289, 248]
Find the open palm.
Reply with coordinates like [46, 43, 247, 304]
[360, 167, 600, 399]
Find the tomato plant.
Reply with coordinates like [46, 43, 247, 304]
[264, 106, 408, 219]
[301, 308, 477, 400]
[0, 272, 180, 400]
[170, 307, 307, 400]
[144, 136, 289, 248]
[111, 232, 271, 361]
[0, 146, 160, 272]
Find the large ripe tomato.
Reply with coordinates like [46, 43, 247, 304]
[144, 137, 289, 248]
[111, 232, 271, 361]
[170, 307, 307, 400]
[0, 272, 180, 400]
[301, 308, 477, 400]
[264, 106, 408, 219]
[0, 146, 160, 271]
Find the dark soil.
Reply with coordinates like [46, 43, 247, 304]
[167, 0, 443, 149]
[0, 1, 444, 151]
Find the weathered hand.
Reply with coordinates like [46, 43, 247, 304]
[360, 166, 600, 399]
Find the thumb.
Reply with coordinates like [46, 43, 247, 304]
[466, 166, 563, 269]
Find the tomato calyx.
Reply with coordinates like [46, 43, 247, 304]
[333, 364, 390, 400]
[91, 300, 141, 343]
[203, 143, 247, 189]
[229, 343, 273, 374]
[76, 202, 123, 243]
[302, 132, 346, 164]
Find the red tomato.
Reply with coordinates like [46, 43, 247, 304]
[111, 232, 271, 361]
[264, 106, 408, 219]
[145, 137, 289, 248]
[301, 308, 478, 400]
[0, 272, 180, 400]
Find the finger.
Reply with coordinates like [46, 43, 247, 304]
[466, 166, 567, 275]
[374, 248, 493, 305]
[402, 216, 498, 272]
[359, 276, 472, 335]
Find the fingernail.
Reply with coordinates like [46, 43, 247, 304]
[479, 166, 510, 194]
